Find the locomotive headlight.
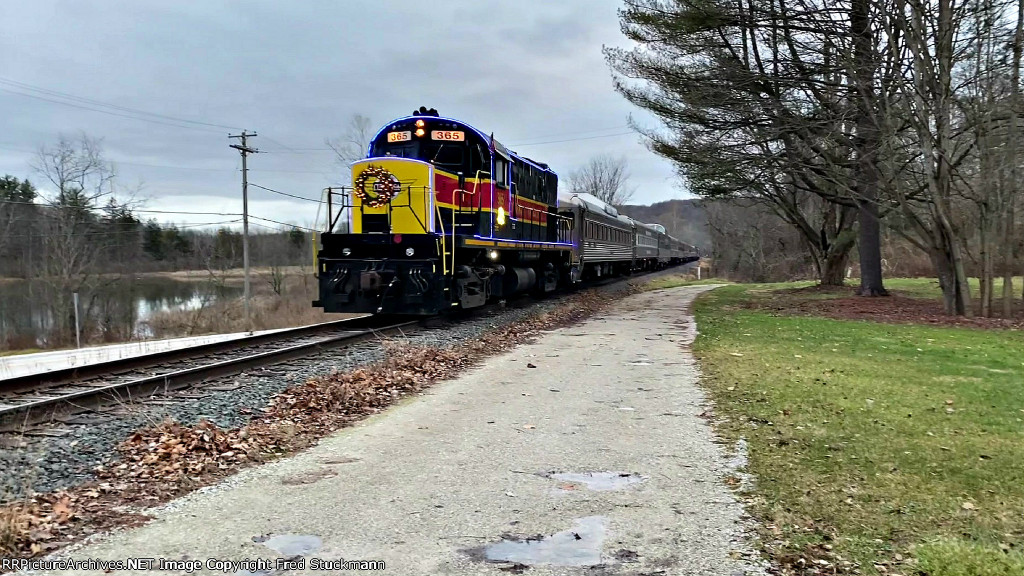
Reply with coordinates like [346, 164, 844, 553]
[415, 128, 426, 137]
[415, 119, 425, 128]
[405, 247, 415, 257]
[488, 250, 499, 261]
[342, 248, 352, 256]
[497, 206, 506, 226]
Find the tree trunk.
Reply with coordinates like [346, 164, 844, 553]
[1004, 196, 1016, 318]
[856, 192, 887, 295]
[851, 0, 887, 296]
[822, 249, 851, 286]
[930, 247, 959, 315]
[930, 203, 972, 315]
[1008, 0, 1023, 317]
[980, 211, 992, 317]
[937, 0, 971, 316]
[821, 231, 856, 286]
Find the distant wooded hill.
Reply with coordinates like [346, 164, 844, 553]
[618, 199, 709, 250]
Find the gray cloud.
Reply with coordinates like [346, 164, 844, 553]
[0, 0, 687, 228]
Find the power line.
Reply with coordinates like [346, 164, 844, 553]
[508, 131, 637, 147]
[247, 213, 315, 230]
[112, 161, 231, 172]
[249, 182, 323, 204]
[134, 208, 241, 216]
[260, 147, 334, 154]
[507, 124, 631, 144]
[251, 125, 638, 155]
[0, 87, 227, 134]
[0, 200, 242, 216]
[0, 145, 327, 175]
[0, 77, 242, 132]
[258, 134, 305, 155]
[247, 220, 304, 233]
[251, 167, 335, 174]
[0, 219, 243, 239]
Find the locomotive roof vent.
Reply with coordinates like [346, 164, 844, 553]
[413, 106, 440, 117]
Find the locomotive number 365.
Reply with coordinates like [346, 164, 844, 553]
[431, 130, 464, 141]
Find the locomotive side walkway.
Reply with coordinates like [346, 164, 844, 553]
[29, 285, 763, 576]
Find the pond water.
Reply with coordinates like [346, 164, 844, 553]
[0, 276, 243, 349]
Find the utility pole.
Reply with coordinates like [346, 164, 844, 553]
[229, 130, 258, 334]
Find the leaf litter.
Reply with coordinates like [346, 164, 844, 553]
[0, 289, 622, 561]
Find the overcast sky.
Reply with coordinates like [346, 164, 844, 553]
[0, 1, 687, 231]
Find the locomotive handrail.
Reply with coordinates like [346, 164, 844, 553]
[324, 185, 434, 234]
[473, 171, 489, 212]
[325, 186, 352, 233]
[435, 202, 448, 276]
[512, 202, 547, 223]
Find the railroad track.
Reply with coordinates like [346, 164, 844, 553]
[0, 316, 420, 429]
[0, 266, 686, 430]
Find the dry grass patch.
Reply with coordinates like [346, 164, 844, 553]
[143, 273, 341, 339]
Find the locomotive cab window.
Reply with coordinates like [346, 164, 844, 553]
[495, 158, 508, 188]
[470, 143, 489, 175]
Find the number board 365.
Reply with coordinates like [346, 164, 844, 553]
[431, 130, 464, 141]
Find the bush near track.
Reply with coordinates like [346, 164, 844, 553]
[0, 288, 624, 561]
[692, 281, 1024, 576]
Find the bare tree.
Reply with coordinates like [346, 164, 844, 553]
[567, 154, 635, 206]
[705, 199, 816, 282]
[1010, 0, 1024, 314]
[326, 114, 374, 167]
[880, 0, 974, 315]
[32, 133, 120, 343]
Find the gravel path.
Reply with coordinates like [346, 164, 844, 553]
[25, 283, 764, 576]
[0, 281, 639, 500]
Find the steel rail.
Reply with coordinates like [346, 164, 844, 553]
[0, 315, 385, 393]
[0, 265, 690, 428]
[0, 320, 418, 428]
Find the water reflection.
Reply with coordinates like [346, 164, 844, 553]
[0, 276, 242, 349]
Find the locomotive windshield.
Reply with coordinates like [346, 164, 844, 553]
[377, 142, 418, 159]
[422, 143, 464, 168]
[369, 120, 488, 174]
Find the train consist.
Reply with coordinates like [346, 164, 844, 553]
[313, 108, 700, 316]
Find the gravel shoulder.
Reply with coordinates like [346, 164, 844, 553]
[19, 284, 763, 575]
[0, 297, 574, 498]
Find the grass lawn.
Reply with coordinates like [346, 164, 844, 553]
[881, 277, 1024, 301]
[643, 274, 732, 291]
[0, 349, 43, 357]
[789, 276, 1024, 301]
[693, 283, 1024, 575]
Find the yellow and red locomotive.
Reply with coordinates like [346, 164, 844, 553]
[314, 108, 575, 315]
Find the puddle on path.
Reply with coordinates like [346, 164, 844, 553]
[252, 533, 323, 556]
[550, 471, 646, 491]
[471, 516, 607, 567]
